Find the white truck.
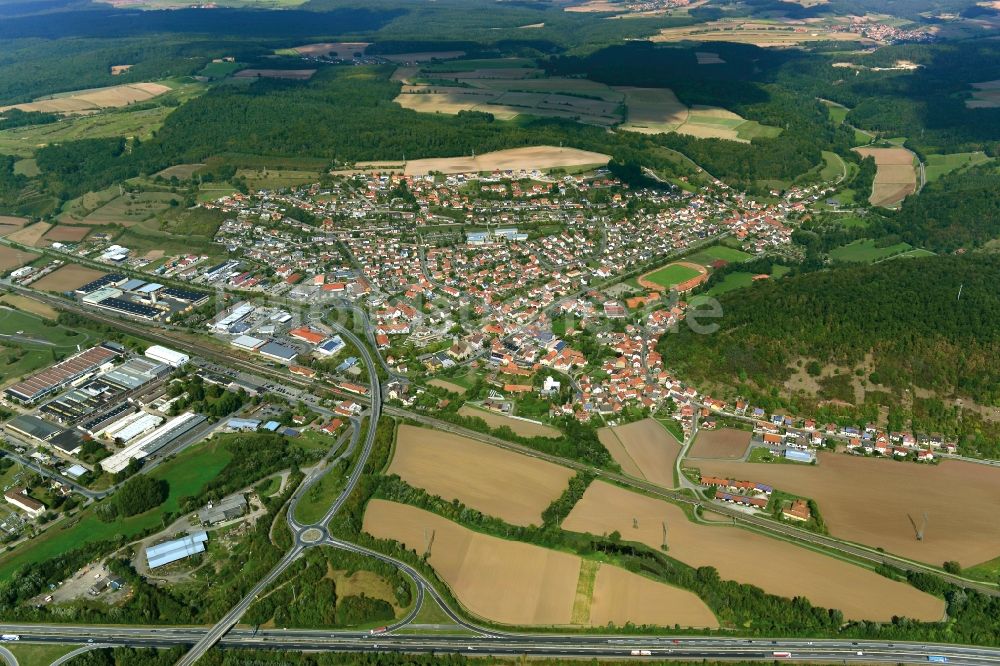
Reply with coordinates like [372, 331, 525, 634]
[0, 635, 20, 642]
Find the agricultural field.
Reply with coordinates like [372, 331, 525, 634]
[637, 261, 706, 291]
[363, 500, 717, 627]
[0, 88, 200, 158]
[6, 222, 51, 247]
[704, 272, 755, 296]
[829, 239, 915, 263]
[32, 264, 106, 292]
[0, 82, 172, 115]
[689, 428, 751, 459]
[0, 307, 96, 383]
[403, 146, 610, 176]
[288, 42, 371, 58]
[233, 69, 316, 80]
[154, 164, 206, 181]
[236, 168, 323, 190]
[853, 146, 918, 207]
[617, 87, 688, 133]
[75, 192, 179, 227]
[428, 378, 467, 395]
[562, 481, 946, 622]
[0, 245, 38, 273]
[199, 61, 242, 79]
[457, 404, 562, 439]
[965, 79, 1000, 108]
[652, 20, 869, 46]
[0, 294, 57, 319]
[597, 418, 680, 488]
[923, 151, 991, 182]
[43, 225, 92, 243]
[692, 454, 1000, 568]
[387, 424, 573, 526]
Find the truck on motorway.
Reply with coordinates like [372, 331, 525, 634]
[630, 649, 652, 656]
[0, 635, 19, 641]
[927, 657, 949, 663]
[369, 627, 387, 635]
[772, 652, 791, 658]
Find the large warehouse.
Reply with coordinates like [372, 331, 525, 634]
[144, 345, 189, 368]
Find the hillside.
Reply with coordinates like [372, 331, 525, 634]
[660, 255, 1000, 454]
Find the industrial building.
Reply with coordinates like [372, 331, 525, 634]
[144, 345, 189, 368]
[101, 412, 164, 443]
[6, 414, 64, 442]
[198, 495, 247, 525]
[100, 412, 206, 474]
[146, 531, 208, 569]
[4, 488, 45, 518]
[4, 344, 121, 404]
[258, 341, 298, 364]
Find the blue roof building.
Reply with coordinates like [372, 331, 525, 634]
[146, 531, 208, 569]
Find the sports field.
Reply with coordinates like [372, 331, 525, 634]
[637, 261, 707, 292]
[597, 418, 680, 488]
[694, 454, 1000, 568]
[388, 424, 573, 526]
[689, 428, 751, 459]
[562, 481, 946, 621]
[403, 146, 610, 175]
[457, 404, 561, 439]
[32, 264, 106, 292]
[363, 500, 718, 627]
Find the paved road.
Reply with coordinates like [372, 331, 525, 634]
[0, 646, 16, 666]
[4, 624, 1000, 666]
[175, 313, 384, 666]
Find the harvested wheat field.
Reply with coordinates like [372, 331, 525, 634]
[387, 424, 573, 526]
[33, 264, 106, 292]
[0, 83, 171, 114]
[562, 481, 946, 621]
[0, 294, 57, 319]
[364, 500, 717, 627]
[428, 378, 467, 395]
[234, 69, 316, 80]
[0, 246, 38, 273]
[0, 216, 28, 228]
[364, 500, 580, 625]
[966, 80, 1000, 108]
[694, 454, 1000, 568]
[292, 42, 370, 58]
[43, 225, 92, 243]
[689, 428, 751, 459]
[404, 146, 610, 175]
[383, 51, 467, 63]
[6, 222, 51, 247]
[458, 404, 561, 439]
[617, 87, 689, 133]
[588, 563, 718, 628]
[598, 418, 680, 488]
[853, 146, 917, 207]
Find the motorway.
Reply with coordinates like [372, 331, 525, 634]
[5, 623, 1000, 665]
[2, 282, 999, 664]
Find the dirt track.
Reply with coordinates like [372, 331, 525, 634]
[562, 481, 946, 621]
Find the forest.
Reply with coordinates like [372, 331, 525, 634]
[661, 254, 1000, 401]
